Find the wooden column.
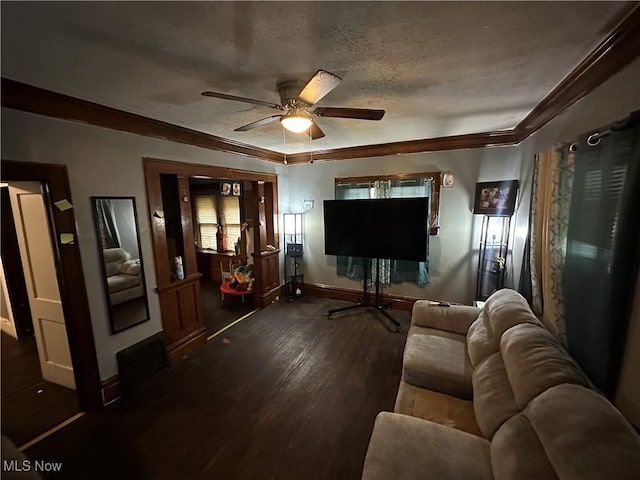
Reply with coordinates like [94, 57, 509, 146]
[249, 181, 281, 307]
[144, 163, 205, 362]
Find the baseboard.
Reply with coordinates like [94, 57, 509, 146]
[101, 375, 122, 405]
[254, 285, 282, 308]
[167, 327, 207, 363]
[302, 282, 417, 312]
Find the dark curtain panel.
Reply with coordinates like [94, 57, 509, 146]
[563, 111, 640, 396]
[518, 233, 533, 304]
[96, 199, 121, 249]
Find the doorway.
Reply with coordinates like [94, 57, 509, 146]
[144, 158, 281, 361]
[190, 178, 257, 335]
[1, 161, 102, 426]
[1, 182, 81, 446]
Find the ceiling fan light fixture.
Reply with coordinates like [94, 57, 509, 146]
[280, 111, 313, 133]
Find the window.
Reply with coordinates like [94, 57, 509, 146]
[220, 195, 242, 249]
[193, 194, 242, 251]
[334, 172, 441, 286]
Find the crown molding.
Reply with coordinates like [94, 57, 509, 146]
[283, 130, 520, 164]
[0, 77, 284, 164]
[516, 4, 640, 138]
[2, 5, 638, 165]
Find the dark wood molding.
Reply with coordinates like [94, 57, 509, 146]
[1, 77, 284, 164]
[516, 5, 640, 138]
[101, 375, 122, 405]
[143, 157, 280, 361]
[1, 159, 103, 413]
[284, 130, 520, 164]
[143, 157, 278, 183]
[167, 327, 207, 363]
[303, 282, 417, 312]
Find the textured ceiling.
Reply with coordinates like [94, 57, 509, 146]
[0, 1, 632, 154]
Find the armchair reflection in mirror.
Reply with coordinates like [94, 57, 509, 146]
[92, 197, 150, 334]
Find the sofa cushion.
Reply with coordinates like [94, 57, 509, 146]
[362, 412, 492, 480]
[107, 273, 141, 294]
[395, 380, 482, 436]
[523, 384, 640, 480]
[472, 352, 520, 439]
[467, 289, 542, 367]
[412, 301, 481, 335]
[500, 323, 590, 407]
[491, 412, 559, 480]
[120, 259, 140, 276]
[403, 327, 473, 399]
[103, 248, 131, 277]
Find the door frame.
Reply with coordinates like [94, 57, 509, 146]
[1, 159, 102, 412]
[143, 157, 280, 358]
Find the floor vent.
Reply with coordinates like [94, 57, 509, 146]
[116, 332, 168, 395]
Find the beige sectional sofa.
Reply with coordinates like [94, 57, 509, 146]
[362, 289, 640, 480]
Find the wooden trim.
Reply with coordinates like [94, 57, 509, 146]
[167, 327, 207, 362]
[285, 130, 520, 164]
[254, 285, 282, 308]
[155, 273, 202, 294]
[1, 77, 284, 164]
[101, 375, 122, 405]
[1, 159, 103, 412]
[303, 282, 417, 312]
[144, 157, 280, 361]
[143, 157, 278, 183]
[516, 5, 640, 138]
[336, 172, 440, 183]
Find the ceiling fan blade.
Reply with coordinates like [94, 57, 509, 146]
[297, 70, 342, 106]
[234, 115, 283, 132]
[309, 119, 325, 140]
[313, 107, 385, 120]
[202, 91, 283, 110]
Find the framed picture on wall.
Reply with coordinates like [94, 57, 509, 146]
[232, 182, 241, 196]
[473, 180, 519, 216]
[221, 182, 231, 196]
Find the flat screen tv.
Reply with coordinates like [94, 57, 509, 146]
[323, 197, 429, 262]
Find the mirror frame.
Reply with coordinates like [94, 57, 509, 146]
[91, 196, 150, 334]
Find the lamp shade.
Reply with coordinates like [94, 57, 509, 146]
[280, 114, 312, 133]
[283, 213, 302, 235]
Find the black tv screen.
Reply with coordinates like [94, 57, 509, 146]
[323, 198, 429, 262]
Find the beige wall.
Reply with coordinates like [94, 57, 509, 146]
[0, 110, 286, 380]
[284, 146, 522, 305]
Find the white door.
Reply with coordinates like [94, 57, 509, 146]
[8, 182, 76, 389]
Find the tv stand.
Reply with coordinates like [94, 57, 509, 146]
[327, 258, 400, 332]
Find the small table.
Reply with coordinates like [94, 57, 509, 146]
[219, 280, 253, 303]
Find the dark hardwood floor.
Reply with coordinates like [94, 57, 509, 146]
[24, 296, 410, 479]
[1, 332, 80, 447]
[200, 277, 257, 334]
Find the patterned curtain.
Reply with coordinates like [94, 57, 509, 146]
[521, 110, 640, 396]
[526, 144, 575, 343]
[336, 178, 430, 286]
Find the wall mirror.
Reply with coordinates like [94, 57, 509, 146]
[91, 196, 150, 334]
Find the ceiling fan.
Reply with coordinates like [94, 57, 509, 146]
[201, 69, 385, 140]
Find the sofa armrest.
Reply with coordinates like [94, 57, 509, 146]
[412, 301, 481, 335]
[362, 412, 492, 480]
